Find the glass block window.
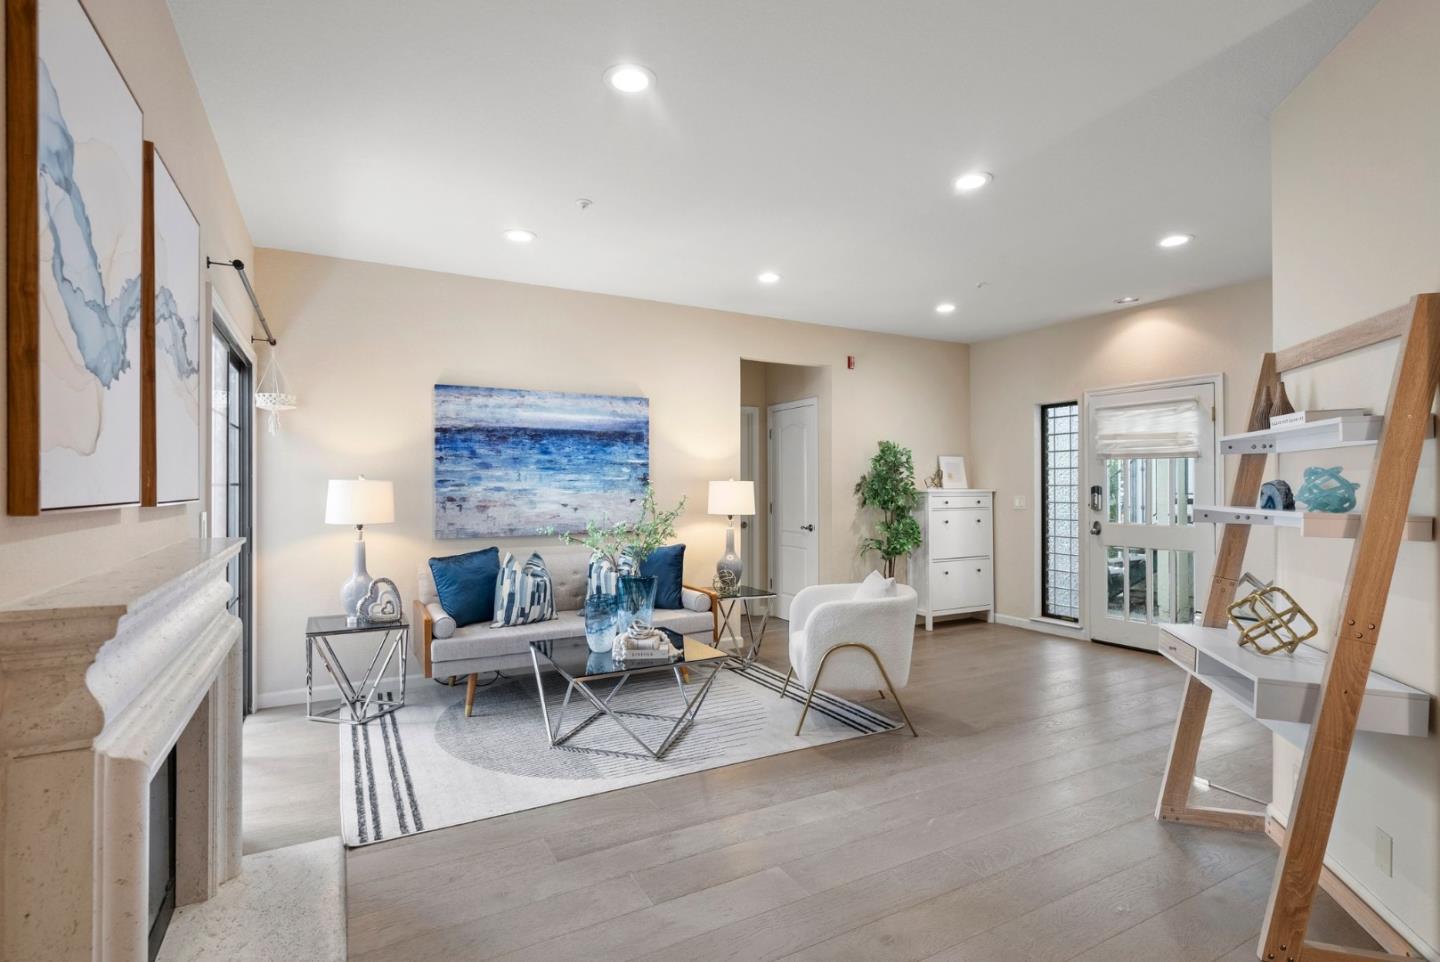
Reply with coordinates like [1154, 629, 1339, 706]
[1041, 402, 1080, 621]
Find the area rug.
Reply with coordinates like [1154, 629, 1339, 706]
[339, 661, 899, 846]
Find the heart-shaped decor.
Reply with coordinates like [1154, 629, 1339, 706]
[357, 577, 403, 624]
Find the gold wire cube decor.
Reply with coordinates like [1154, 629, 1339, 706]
[1227, 585, 1318, 655]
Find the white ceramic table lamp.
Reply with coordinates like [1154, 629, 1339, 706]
[708, 479, 756, 586]
[325, 477, 395, 620]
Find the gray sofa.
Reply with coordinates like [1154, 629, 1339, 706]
[414, 544, 720, 715]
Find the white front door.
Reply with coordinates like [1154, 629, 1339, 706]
[768, 398, 819, 619]
[1084, 381, 1218, 651]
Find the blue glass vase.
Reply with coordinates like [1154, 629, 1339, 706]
[584, 595, 617, 653]
[616, 575, 658, 636]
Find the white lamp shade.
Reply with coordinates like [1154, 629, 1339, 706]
[708, 479, 756, 516]
[325, 478, 394, 525]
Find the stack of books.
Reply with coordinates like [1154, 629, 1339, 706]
[613, 627, 680, 663]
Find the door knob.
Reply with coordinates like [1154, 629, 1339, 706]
[1089, 521, 1102, 535]
[801, 523, 816, 532]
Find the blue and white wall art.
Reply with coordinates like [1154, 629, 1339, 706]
[35, 0, 145, 509]
[150, 147, 201, 503]
[434, 385, 650, 539]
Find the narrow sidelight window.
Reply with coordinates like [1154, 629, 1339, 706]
[1041, 402, 1080, 621]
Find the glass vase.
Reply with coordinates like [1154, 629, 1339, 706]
[616, 575, 658, 636]
[584, 594, 617, 653]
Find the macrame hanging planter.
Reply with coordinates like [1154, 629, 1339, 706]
[254, 347, 297, 434]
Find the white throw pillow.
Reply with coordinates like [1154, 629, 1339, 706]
[854, 570, 896, 599]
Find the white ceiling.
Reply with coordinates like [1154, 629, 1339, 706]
[168, 0, 1371, 342]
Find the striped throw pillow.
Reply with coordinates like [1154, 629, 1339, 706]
[586, 551, 638, 600]
[491, 552, 556, 628]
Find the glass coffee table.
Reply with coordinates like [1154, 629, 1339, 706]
[528, 629, 728, 760]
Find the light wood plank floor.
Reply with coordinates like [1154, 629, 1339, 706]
[243, 618, 1378, 961]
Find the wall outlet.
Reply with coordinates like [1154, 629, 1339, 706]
[1375, 828, 1393, 877]
[1012, 495, 1026, 510]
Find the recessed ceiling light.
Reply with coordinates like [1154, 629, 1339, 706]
[953, 171, 993, 193]
[935, 302, 957, 315]
[757, 271, 781, 284]
[1157, 233, 1193, 248]
[1114, 296, 1139, 304]
[502, 229, 536, 244]
[604, 64, 654, 93]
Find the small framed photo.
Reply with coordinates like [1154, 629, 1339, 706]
[938, 456, 968, 489]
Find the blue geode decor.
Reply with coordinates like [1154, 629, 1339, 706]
[1259, 480, 1295, 512]
[1296, 466, 1360, 513]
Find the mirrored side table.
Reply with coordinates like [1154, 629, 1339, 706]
[714, 586, 777, 664]
[305, 615, 408, 724]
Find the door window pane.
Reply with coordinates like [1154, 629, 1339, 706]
[1106, 546, 1124, 618]
[1127, 546, 1148, 621]
[1040, 402, 1080, 621]
[1106, 456, 1197, 527]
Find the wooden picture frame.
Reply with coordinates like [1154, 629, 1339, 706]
[6, 0, 146, 514]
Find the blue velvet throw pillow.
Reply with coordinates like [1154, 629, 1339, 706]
[428, 547, 500, 628]
[641, 544, 686, 609]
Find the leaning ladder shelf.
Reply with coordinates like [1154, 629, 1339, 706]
[1154, 294, 1439, 962]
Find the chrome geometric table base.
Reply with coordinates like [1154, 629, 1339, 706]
[528, 649, 725, 760]
[716, 594, 774, 664]
[305, 624, 408, 725]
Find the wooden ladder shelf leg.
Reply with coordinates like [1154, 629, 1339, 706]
[1154, 353, 1276, 834]
[1258, 295, 1440, 961]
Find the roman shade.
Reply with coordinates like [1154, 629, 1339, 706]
[1092, 400, 1203, 458]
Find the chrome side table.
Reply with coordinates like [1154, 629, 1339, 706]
[715, 586, 777, 663]
[305, 615, 408, 724]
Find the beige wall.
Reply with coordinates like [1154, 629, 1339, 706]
[968, 278, 1274, 621]
[0, 0, 255, 606]
[252, 249, 969, 705]
[1270, 1, 1440, 954]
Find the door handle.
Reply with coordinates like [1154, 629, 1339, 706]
[1090, 521, 1102, 535]
[801, 524, 816, 532]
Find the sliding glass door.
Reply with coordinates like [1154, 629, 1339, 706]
[211, 325, 254, 714]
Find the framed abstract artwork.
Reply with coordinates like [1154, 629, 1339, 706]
[143, 144, 201, 505]
[434, 384, 651, 539]
[6, 0, 145, 513]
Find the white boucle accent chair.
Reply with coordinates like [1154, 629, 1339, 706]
[782, 576, 919, 737]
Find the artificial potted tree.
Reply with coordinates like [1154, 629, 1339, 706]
[855, 441, 923, 580]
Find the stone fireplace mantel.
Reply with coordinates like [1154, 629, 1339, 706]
[0, 538, 245, 962]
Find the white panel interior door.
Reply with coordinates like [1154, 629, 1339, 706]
[1084, 381, 1218, 651]
[768, 399, 819, 619]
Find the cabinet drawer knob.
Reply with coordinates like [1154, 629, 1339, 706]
[943, 519, 950, 525]
[975, 517, 981, 523]
[943, 570, 949, 575]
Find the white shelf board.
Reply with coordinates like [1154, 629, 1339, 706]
[1158, 624, 1430, 738]
[1193, 505, 1434, 541]
[1220, 414, 1435, 456]
[1220, 415, 1383, 455]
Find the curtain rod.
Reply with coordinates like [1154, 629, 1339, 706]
[206, 257, 277, 346]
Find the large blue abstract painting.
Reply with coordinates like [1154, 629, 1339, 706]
[434, 385, 650, 539]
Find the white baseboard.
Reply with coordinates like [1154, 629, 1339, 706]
[1266, 804, 1438, 961]
[994, 612, 1089, 641]
[256, 673, 431, 711]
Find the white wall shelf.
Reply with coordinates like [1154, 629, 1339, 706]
[1193, 505, 1435, 541]
[1219, 413, 1435, 455]
[1158, 624, 1430, 740]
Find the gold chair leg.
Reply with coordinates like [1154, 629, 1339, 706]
[780, 666, 794, 699]
[795, 643, 918, 738]
[464, 672, 478, 717]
